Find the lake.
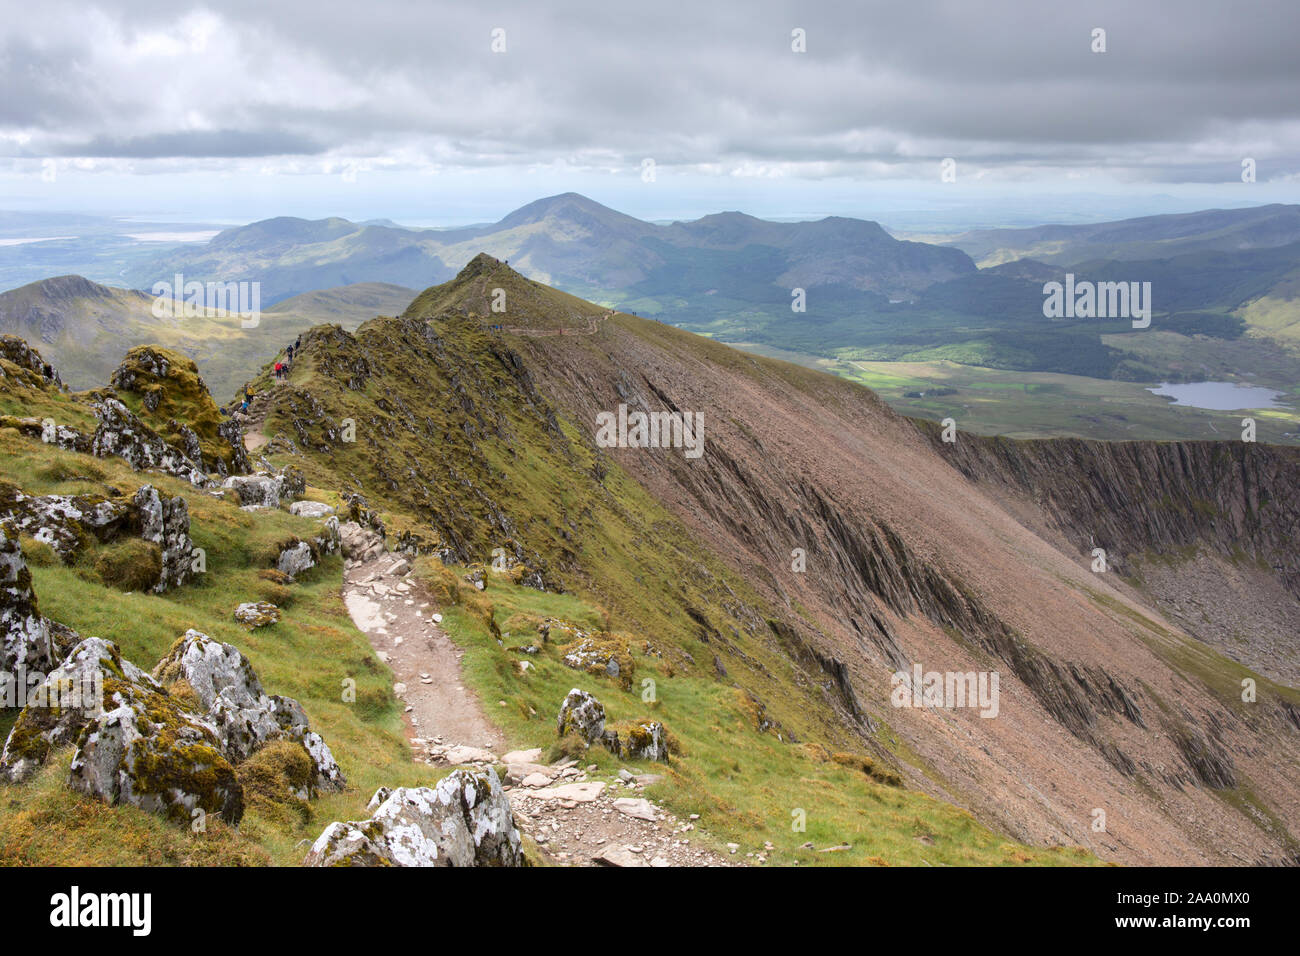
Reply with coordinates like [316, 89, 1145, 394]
[1146, 381, 1288, 411]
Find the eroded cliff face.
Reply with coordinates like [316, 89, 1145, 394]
[916, 424, 1300, 595]
[918, 424, 1300, 688]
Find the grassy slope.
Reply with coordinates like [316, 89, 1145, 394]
[0, 399, 440, 865]
[426, 569, 1094, 866]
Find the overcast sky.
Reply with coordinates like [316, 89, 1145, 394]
[1, 0, 1297, 227]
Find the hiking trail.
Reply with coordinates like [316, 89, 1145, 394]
[339, 550, 736, 867]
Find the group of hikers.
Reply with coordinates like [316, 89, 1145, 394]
[273, 336, 302, 382]
[233, 334, 305, 414]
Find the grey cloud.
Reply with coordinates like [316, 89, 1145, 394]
[0, 0, 1297, 182]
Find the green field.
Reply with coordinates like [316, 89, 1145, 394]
[730, 347, 1300, 444]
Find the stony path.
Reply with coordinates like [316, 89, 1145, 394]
[340, 550, 736, 867]
[500, 309, 614, 337]
[237, 380, 285, 454]
[343, 554, 504, 749]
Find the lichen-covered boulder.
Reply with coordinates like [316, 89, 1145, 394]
[0, 524, 54, 675]
[0, 482, 133, 559]
[303, 769, 523, 867]
[153, 629, 344, 793]
[557, 688, 606, 745]
[69, 687, 243, 826]
[3, 635, 245, 826]
[0, 482, 193, 594]
[234, 601, 280, 628]
[289, 501, 335, 518]
[0, 635, 141, 781]
[623, 721, 668, 763]
[222, 473, 284, 509]
[131, 485, 194, 592]
[276, 541, 315, 578]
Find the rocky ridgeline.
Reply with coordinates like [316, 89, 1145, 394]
[0, 533, 344, 824]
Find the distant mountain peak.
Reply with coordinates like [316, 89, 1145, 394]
[28, 274, 119, 301]
[497, 192, 645, 230]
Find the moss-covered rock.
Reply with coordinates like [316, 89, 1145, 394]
[233, 601, 280, 629]
[1, 636, 160, 782]
[69, 687, 244, 826]
[110, 345, 250, 476]
[620, 720, 668, 763]
[153, 629, 344, 794]
[303, 768, 524, 867]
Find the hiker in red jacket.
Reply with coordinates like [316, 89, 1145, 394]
[274, 361, 284, 381]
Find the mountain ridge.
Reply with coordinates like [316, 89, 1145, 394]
[239, 259, 1300, 864]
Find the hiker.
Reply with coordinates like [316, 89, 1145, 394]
[241, 385, 254, 412]
[275, 360, 285, 381]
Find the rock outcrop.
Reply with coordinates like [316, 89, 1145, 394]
[0, 335, 61, 388]
[89, 397, 208, 485]
[0, 481, 194, 593]
[0, 636, 133, 781]
[153, 629, 344, 794]
[1, 635, 244, 823]
[223, 473, 287, 509]
[304, 769, 523, 867]
[109, 346, 251, 477]
[0, 524, 54, 674]
[131, 485, 196, 592]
